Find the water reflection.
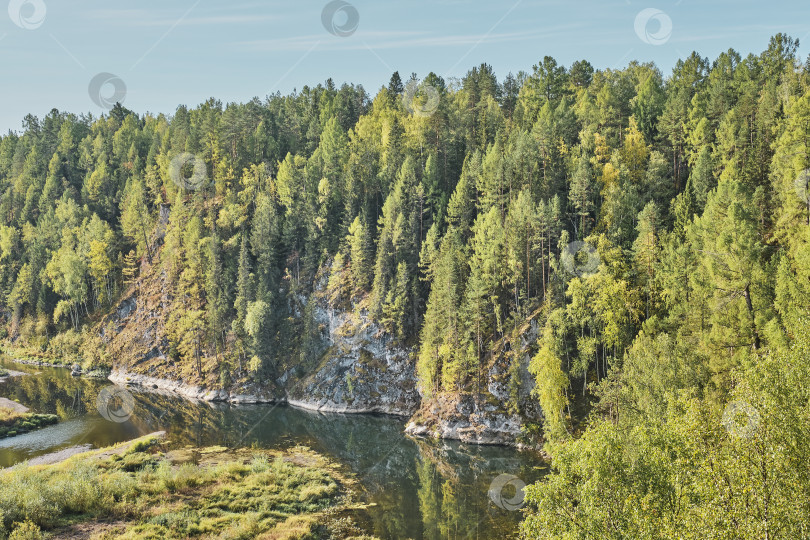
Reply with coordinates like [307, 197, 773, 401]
[0, 357, 543, 538]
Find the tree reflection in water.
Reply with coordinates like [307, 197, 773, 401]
[0, 357, 543, 539]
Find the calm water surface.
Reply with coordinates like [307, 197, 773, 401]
[0, 356, 544, 539]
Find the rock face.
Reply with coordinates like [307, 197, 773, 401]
[100, 233, 541, 445]
[104, 255, 418, 415]
[405, 321, 545, 449]
[0, 397, 29, 413]
[405, 393, 526, 446]
[285, 300, 420, 417]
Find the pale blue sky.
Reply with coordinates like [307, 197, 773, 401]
[1, 0, 808, 132]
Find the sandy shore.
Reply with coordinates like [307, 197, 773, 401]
[25, 444, 94, 466]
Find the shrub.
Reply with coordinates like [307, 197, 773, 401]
[116, 452, 157, 473]
[46, 329, 82, 363]
[249, 455, 269, 474]
[0, 461, 135, 528]
[127, 436, 158, 455]
[8, 521, 42, 540]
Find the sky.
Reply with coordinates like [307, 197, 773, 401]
[1, 0, 809, 132]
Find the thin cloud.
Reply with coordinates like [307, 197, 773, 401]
[88, 9, 280, 27]
[237, 26, 587, 53]
[145, 15, 281, 27]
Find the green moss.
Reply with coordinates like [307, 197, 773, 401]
[356, 348, 388, 375]
[358, 349, 374, 365]
[0, 442, 371, 539]
[335, 321, 357, 338]
[345, 372, 355, 396]
[111, 452, 158, 472]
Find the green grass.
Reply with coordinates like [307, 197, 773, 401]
[0, 369, 9, 377]
[0, 408, 58, 439]
[0, 438, 374, 540]
[0, 409, 27, 425]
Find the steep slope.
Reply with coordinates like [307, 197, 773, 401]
[99, 208, 539, 445]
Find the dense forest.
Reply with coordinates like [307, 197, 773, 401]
[1, 33, 810, 537]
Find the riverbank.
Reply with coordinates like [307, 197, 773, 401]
[109, 369, 283, 404]
[9, 357, 70, 368]
[8, 357, 110, 378]
[0, 361, 540, 538]
[0, 433, 375, 539]
[0, 398, 58, 439]
[111, 369, 541, 448]
[0, 345, 70, 368]
[3, 351, 539, 449]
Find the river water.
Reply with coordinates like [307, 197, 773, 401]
[0, 356, 544, 539]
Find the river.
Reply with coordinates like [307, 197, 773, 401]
[0, 356, 544, 539]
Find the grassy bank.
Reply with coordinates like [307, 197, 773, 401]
[0, 407, 58, 439]
[0, 344, 65, 366]
[0, 435, 375, 539]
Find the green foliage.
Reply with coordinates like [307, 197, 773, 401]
[348, 215, 372, 292]
[529, 318, 570, 439]
[0, 409, 58, 439]
[1, 41, 809, 538]
[8, 521, 42, 540]
[522, 336, 810, 539]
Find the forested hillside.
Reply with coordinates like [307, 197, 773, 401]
[2, 34, 810, 531]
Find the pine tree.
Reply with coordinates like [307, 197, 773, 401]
[231, 234, 252, 373]
[632, 202, 660, 319]
[530, 317, 570, 439]
[371, 157, 420, 329]
[569, 157, 595, 237]
[689, 179, 772, 375]
[388, 71, 404, 96]
[347, 215, 371, 292]
[122, 250, 138, 288]
[205, 229, 227, 352]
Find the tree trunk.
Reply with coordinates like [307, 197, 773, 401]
[744, 283, 761, 350]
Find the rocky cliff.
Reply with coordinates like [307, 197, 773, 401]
[405, 344, 544, 449]
[101, 233, 542, 446]
[102, 255, 419, 413]
[285, 299, 420, 416]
